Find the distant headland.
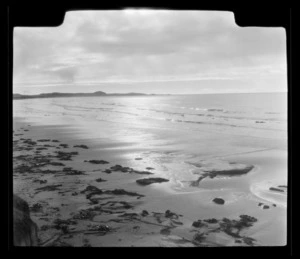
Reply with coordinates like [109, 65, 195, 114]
[13, 91, 166, 100]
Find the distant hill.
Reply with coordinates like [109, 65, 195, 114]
[12, 91, 151, 100]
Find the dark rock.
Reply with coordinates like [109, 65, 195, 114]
[95, 178, 107, 182]
[35, 184, 62, 193]
[213, 198, 225, 205]
[141, 210, 149, 217]
[135, 158, 142, 160]
[71, 192, 78, 196]
[146, 167, 154, 170]
[85, 160, 109, 164]
[273, 204, 277, 207]
[203, 218, 218, 224]
[52, 140, 60, 142]
[160, 228, 171, 235]
[269, 187, 284, 192]
[165, 210, 178, 219]
[263, 205, 270, 209]
[30, 203, 43, 212]
[81, 185, 102, 194]
[23, 139, 37, 145]
[55, 151, 77, 161]
[136, 177, 169, 186]
[258, 202, 263, 206]
[81, 185, 103, 199]
[37, 139, 51, 142]
[192, 220, 205, 228]
[72, 210, 96, 220]
[43, 144, 54, 147]
[103, 169, 112, 174]
[119, 212, 139, 218]
[53, 218, 77, 234]
[13, 195, 38, 246]
[59, 144, 69, 148]
[63, 167, 73, 172]
[88, 224, 110, 232]
[193, 233, 205, 243]
[109, 189, 144, 198]
[208, 165, 254, 177]
[242, 237, 256, 246]
[65, 170, 85, 175]
[73, 145, 89, 149]
[132, 170, 153, 175]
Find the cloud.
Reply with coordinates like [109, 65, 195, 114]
[13, 10, 287, 94]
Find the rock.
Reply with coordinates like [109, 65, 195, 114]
[73, 145, 89, 149]
[141, 210, 149, 217]
[269, 187, 284, 192]
[95, 178, 107, 182]
[109, 189, 144, 198]
[263, 205, 270, 209]
[273, 204, 277, 207]
[136, 177, 169, 186]
[160, 228, 171, 235]
[165, 210, 178, 219]
[35, 184, 62, 193]
[88, 224, 110, 232]
[146, 167, 154, 170]
[135, 158, 142, 160]
[239, 215, 257, 223]
[103, 169, 112, 174]
[119, 212, 139, 219]
[193, 233, 205, 243]
[213, 198, 225, 205]
[13, 195, 38, 246]
[207, 165, 254, 177]
[37, 139, 51, 142]
[55, 151, 77, 161]
[59, 144, 69, 148]
[258, 202, 263, 206]
[192, 220, 205, 228]
[73, 210, 96, 220]
[85, 160, 109, 164]
[242, 237, 256, 246]
[30, 203, 43, 212]
[203, 218, 218, 224]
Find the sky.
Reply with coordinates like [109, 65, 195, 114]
[13, 9, 287, 95]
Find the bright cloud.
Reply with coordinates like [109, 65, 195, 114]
[13, 9, 287, 94]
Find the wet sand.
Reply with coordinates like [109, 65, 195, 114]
[13, 112, 287, 247]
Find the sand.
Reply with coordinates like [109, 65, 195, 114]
[12, 108, 287, 247]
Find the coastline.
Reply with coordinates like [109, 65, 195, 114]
[13, 103, 287, 246]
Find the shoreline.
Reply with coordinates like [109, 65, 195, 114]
[13, 114, 287, 246]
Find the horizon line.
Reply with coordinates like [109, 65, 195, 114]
[13, 91, 287, 96]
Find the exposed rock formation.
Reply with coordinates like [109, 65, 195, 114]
[13, 195, 38, 246]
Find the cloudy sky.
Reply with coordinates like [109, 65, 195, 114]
[13, 9, 287, 95]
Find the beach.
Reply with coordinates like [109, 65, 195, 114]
[13, 93, 287, 247]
